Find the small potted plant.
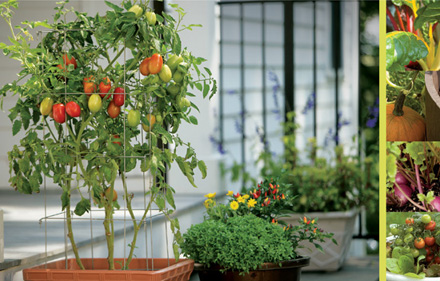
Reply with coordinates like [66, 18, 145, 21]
[386, 213, 440, 280]
[0, 0, 215, 280]
[180, 178, 335, 281]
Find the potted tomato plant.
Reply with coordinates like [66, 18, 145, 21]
[387, 213, 440, 280]
[0, 0, 216, 280]
[181, 178, 335, 281]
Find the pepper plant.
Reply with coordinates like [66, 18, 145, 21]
[0, 0, 216, 270]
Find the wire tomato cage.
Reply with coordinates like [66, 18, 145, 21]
[36, 25, 173, 271]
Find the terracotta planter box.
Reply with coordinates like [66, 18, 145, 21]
[194, 257, 310, 281]
[23, 258, 194, 281]
[283, 209, 358, 272]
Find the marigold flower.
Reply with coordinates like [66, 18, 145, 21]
[204, 192, 216, 199]
[247, 198, 257, 208]
[203, 199, 215, 209]
[226, 190, 234, 196]
[237, 196, 246, 203]
[230, 201, 239, 210]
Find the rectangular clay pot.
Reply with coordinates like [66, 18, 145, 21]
[23, 258, 194, 281]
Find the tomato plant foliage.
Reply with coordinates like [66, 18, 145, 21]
[0, 0, 216, 270]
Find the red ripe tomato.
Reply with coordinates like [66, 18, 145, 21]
[52, 103, 66, 124]
[426, 247, 433, 256]
[148, 53, 163, 74]
[427, 254, 435, 263]
[113, 87, 125, 106]
[63, 54, 77, 69]
[426, 221, 437, 231]
[107, 100, 120, 118]
[140, 57, 151, 76]
[99, 77, 112, 98]
[112, 135, 122, 146]
[435, 256, 440, 264]
[425, 236, 436, 247]
[414, 237, 426, 249]
[405, 218, 414, 225]
[65, 101, 81, 117]
[83, 76, 97, 95]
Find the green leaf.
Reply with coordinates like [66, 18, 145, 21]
[165, 187, 176, 209]
[198, 160, 207, 179]
[156, 195, 165, 210]
[74, 198, 91, 216]
[399, 255, 416, 274]
[61, 191, 69, 211]
[12, 120, 21, 136]
[386, 258, 401, 274]
[414, 2, 440, 30]
[105, 1, 124, 12]
[189, 116, 198, 125]
[386, 31, 429, 71]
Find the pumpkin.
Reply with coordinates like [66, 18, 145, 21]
[386, 93, 425, 141]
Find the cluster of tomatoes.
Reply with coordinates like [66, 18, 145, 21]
[390, 214, 440, 264]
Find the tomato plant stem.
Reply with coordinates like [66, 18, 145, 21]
[66, 195, 85, 269]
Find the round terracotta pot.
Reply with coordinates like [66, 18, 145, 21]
[194, 256, 310, 281]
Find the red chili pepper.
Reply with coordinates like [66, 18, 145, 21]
[307, 220, 311, 225]
[303, 217, 307, 223]
[269, 183, 274, 189]
[272, 188, 277, 194]
[234, 192, 240, 198]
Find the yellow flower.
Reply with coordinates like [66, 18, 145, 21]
[243, 194, 250, 199]
[204, 199, 215, 209]
[230, 201, 239, 210]
[247, 198, 257, 208]
[226, 190, 234, 196]
[237, 196, 246, 203]
[204, 192, 216, 199]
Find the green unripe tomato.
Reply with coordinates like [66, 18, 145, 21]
[422, 214, 432, 224]
[173, 71, 184, 83]
[390, 225, 400, 235]
[395, 238, 403, 246]
[159, 64, 172, 83]
[167, 83, 180, 96]
[129, 5, 143, 18]
[405, 227, 413, 233]
[167, 55, 184, 71]
[411, 248, 420, 258]
[40, 97, 54, 115]
[145, 11, 156, 25]
[127, 109, 141, 127]
[156, 114, 163, 124]
[404, 233, 414, 244]
[88, 94, 102, 113]
[177, 62, 188, 74]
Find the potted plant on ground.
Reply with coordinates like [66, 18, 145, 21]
[180, 178, 335, 281]
[0, 0, 215, 279]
